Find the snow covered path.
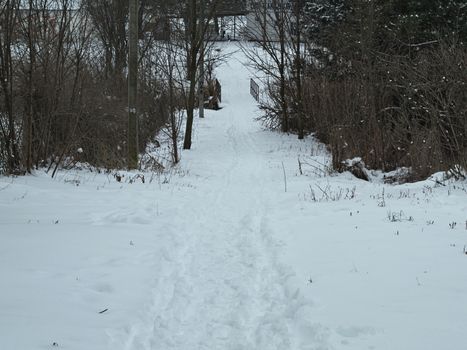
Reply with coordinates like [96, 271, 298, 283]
[115, 45, 319, 350]
[1, 43, 467, 350]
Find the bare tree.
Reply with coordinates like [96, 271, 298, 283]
[182, 0, 221, 150]
[128, 0, 138, 169]
[0, 0, 21, 173]
[84, 0, 128, 80]
[242, 0, 291, 133]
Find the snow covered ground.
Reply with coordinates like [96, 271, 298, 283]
[1, 43, 466, 350]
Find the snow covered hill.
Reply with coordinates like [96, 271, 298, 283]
[1, 43, 466, 350]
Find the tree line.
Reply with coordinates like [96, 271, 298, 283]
[246, 0, 466, 180]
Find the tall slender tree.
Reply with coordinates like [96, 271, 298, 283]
[183, 0, 220, 150]
[128, 0, 138, 169]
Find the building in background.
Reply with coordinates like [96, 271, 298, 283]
[245, 0, 292, 41]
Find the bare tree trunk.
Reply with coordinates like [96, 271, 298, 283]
[169, 68, 179, 164]
[294, 0, 304, 139]
[183, 0, 221, 150]
[166, 26, 179, 164]
[23, 0, 36, 172]
[279, 36, 288, 132]
[183, 0, 198, 149]
[198, 0, 205, 119]
[0, 0, 21, 173]
[128, 0, 139, 169]
[184, 54, 197, 150]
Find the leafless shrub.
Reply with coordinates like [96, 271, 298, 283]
[302, 38, 466, 181]
[298, 157, 333, 177]
[307, 183, 356, 202]
[387, 210, 414, 222]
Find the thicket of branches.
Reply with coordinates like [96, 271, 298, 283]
[0, 0, 222, 175]
[0, 0, 163, 174]
[247, 0, 466, 180]
[242, 0, 306, 139]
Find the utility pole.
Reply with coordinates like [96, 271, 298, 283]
[198, 0, 205, 118]
[128, 0, 139, 169]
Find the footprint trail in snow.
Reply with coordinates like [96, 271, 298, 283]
[116, 43, 328, 350]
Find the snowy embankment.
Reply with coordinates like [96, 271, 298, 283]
[1, 43, 466, 350]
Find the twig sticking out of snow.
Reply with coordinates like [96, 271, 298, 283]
[282, 162, 287, 193]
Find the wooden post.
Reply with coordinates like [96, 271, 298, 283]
[128, 0, 139, 169]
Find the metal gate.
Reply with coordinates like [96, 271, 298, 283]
[250, 78, 259, 102]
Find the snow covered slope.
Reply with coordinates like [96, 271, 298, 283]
[1, 43, 466, 350]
